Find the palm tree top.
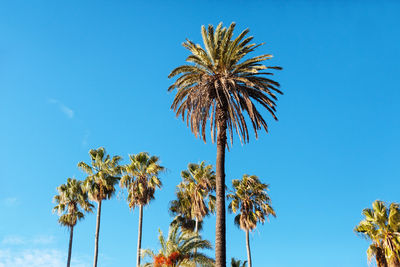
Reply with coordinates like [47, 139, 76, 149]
[355, 200, 400, 264]
[228, 174, 276, 231]
[168, 22, 283, 144]
[78, 147, 122, 202]
[120, 152, 164, 208]
[53, 178, 94, 227]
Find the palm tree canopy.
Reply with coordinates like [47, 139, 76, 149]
[141, 224, 214, 267]
[168, 22, 282, 144]
[78, 147, 122, 202]
[53, 178, 94, 227]
[227, 175, 276, 231]
[120, 152, 164, 209]
[170, 162, 216, 225]
[355, 200, 400, 263]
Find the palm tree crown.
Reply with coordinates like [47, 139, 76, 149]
[355, 200, 400, 266]
[169, 162, 216, 232]
[141, 224, 215, 267]
[168, 22, 282, 144]
[227, 175, 276, 231]
[78, 147, 121, 202]
[120, 152, 164, 208]
[53, 178, 93, 228]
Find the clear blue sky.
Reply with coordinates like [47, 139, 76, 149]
[1, 1, 399, 266]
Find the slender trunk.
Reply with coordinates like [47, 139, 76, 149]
[137, 205, 144, 267]
[245, 230, 252, 267]
[67, 226, 74, 267]
[215, 115, 227, 267]
[93, 200, 102, 267]
[194, 217, 199, 256]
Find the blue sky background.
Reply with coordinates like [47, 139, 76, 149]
[1, 1, 400, 266]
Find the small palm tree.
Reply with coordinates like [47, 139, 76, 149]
[168, 22, 282, 267]
[231, 258, 247, 267]
[169, 162, 216, 234]
[355, 200, 400, 267]
[53, 178, 94, 267]
[227, 175, 276, 267]
[141, 224, 215, 267]
[78, 147, 121, 267]
[120, 152, 164, 267]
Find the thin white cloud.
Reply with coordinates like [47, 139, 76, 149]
[0, 249, 89, 267]
[2, 235, 54, 246]
[32, 235, 55, 245]
[2, 197, 18, 207]
[1, 236, 25, 245]
[47, 98, 74, 119]
[82, 131, 90, 146]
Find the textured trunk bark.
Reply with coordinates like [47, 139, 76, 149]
[67, 226, 74, 267]
[93, 200, 102, 267]
[376, 247, 388, 267]
[215, 116, 227, 267]
[136, 205, 143, 267]
[246, 230, 252, 267]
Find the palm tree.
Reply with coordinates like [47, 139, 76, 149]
[168, 22, 282, 267]
[53, 178, 94, 267]
[231, 258, 247, 267]
[227, 175, 276, 267]
[120, 152, 164, 267]
[141, 224, 215, 267]
[355, 200, 400, 267]
[77, 147, 121, 267]
[169, 162, 216, 234]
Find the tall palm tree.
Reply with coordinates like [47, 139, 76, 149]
[168, 22, 282, 267]
[53, 178, 94, 267]
[231, 258, 247, 267]
[355, 200, 400, 267]
[141, 224, 215, 267]
[78, 147, 121, 267]
[120, 152, 164, 267]
[227, 175, 276, 267]
[169, 162, 216, 234]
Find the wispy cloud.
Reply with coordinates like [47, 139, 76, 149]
[2, 235, 54, 246]
[1, 236, 24, 246]
[82, 130, 90, 146]
[2, 197, 18, 207]
[48, 98, 74, 119]
[0, 249, 89, 267]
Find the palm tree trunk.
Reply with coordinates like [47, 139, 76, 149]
[215, 115, 227, 267]
[246, 230, 252, 267]
[376, 247, 388, 267]
[137, 204, 143, 267]
[93, 200, 102, 267]
[67, 226, 74, 267]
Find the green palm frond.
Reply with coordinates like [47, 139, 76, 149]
[355, 200, 400, 265]
[168, 22, 282, 144]
[53, 178, 93, 228]
[120, 152, 164, 209]
[227, 174, 275, 231]
[169, 162, 216, 232]
[141, 224, 214, 267]
[78, 147, 121, 202]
